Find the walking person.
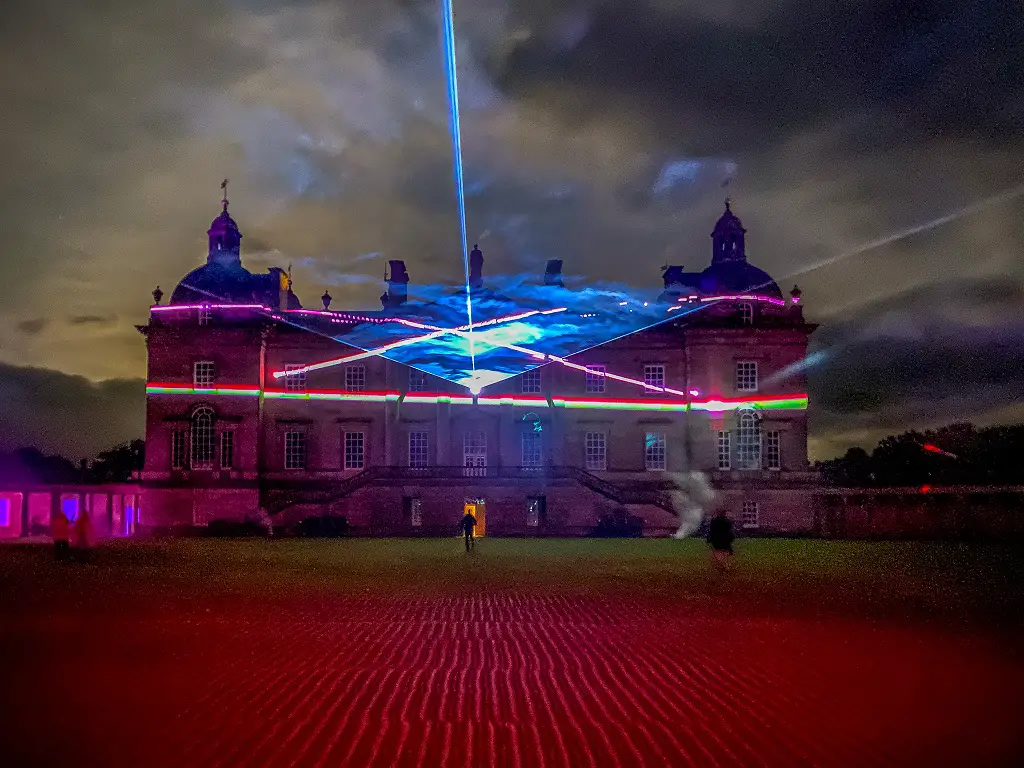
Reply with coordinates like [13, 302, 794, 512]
[73, 507, 93, 563]
[52, 508, 70, 562]
[707, 512, 735, 571]
[460, 509, 477, 552]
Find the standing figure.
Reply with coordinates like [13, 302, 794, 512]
[74, 508, 93, 563]
[52, 509, 70, 562]
[706, 512, 734, 571]
[460, 510, 477, 552]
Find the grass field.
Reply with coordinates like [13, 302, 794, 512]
[2, 538, 1022, 766]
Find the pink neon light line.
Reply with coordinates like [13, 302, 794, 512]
[273, 307, 567, 379]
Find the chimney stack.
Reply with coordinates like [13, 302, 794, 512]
[544, 259, 564, 287]
[381, 260, 410, 308]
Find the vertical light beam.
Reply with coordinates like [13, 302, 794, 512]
[441, 0, 476, 381]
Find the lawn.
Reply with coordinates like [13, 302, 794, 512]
[1, 538, 1022, 766]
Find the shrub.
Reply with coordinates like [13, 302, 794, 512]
[205, 519, 267, 538]
[295, 515, 349, 538]
[590, 510, 644, 538]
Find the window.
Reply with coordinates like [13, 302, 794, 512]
[345, 365, 366, 392]
[765, 430, 781, 471]
[284, 364, 307, 393]
[644, 432, 666, 471]
[191, 407, 215, 469]
[737, 302, 754, 325]
[407, 497, 423, 527]
[736, 410, 762, 470]
[526, 497, 545, 528]
[735, 361, 758, 392]
[521, 431, 542, 468]
[463, 431, 487, 477]
[284, 431, 306, 470]
[717, 431, 731, 471]
[408, 431, 429, 468]
[194, 361, 215, 389]
[644, 364, 665, 392]
[521, 368, 542, 394]
[220, 431, 235, 469]
[344, 431, 365, 470]
[61, 497, 79, 523]
[198, 304, 212, 326]
[585, 365, 606, 394]
[409, 368, 428, 392]
[742, 500, 759, 529]
[585, 431, 606, 471]
[0, 498, 10, 527]
[171, 430, 187, 470]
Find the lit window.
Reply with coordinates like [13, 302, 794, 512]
[0, 498, 10, 527]
[585, 431, 606, 471]
[737, 410, 762, 470]
[585, 365, 606, 394]
[284, 431, 306, 470]
[521, 368, 542, 394]
[735, 361, 758, 392]
[765, 431, 781, 470]
[409, 498, 422, 527]
[717, 431, 731, 471]
[409, 368, 428, 392]
[521, 431, 542, 468]
[345, 365, 366, 392]
[284, 364, 307, 393]
[198, 304, 212, 326]
[171, 430, 187, 470]
[194, 361, 215, 389]
[742, 500, 759, 529]
[191, 407, 215, 469]
[344, 431, 365, 470]
[220, 431, 235, 469]
[643, 364, 665, 392]
[61, 497, 79, 522]
[644, 432, 666, 471]
[463, 431, 487, 477]
[737, 303, 754, 325]
[526, 497, 544, 527]
[408, 431, 429, 468]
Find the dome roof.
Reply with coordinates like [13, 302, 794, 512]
[170, 262, 302, 308]
[697, 261, 782, 298]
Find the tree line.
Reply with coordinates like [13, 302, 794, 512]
[0, 440, 145, 484]
[815, 422, 1024, 487]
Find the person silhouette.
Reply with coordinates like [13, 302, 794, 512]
[707, 512, 734, 571]
[460, 510, 477, 552]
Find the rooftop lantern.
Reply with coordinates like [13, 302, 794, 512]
[790, 285, 802, 305]
[152, 286, 164, 305]
[322, 290, 333, 311]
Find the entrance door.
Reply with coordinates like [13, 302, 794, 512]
[465, 499, 486, 537]
[463, 431, 486, 477]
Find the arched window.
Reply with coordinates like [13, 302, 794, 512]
[737, 302, 754, 325]
[191, 406, 215, 469]
[736, 409, 761, 470]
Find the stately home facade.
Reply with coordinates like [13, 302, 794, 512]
[137, 197, 816, 536]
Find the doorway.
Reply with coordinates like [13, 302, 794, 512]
[464, 498, 486, 537]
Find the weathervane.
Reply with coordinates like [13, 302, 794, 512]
[221, 178, 229, 206]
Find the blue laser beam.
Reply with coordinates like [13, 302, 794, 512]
[441, 0, 476, 378]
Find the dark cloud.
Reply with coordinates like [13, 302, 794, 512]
[0, 363, 144, 458]
[807, 276, 1024, 458]
[16, 318, 49, 335]
[67, 314, 119, 326]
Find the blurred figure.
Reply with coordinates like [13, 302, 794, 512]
[460, 510, 477, 552]
[706, 512, 734, 571]
[52, 509, 70, 562]
[74, 508, 93, 563]
[669, 471, 717, 538]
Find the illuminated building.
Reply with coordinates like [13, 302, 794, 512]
[137, 195, 817, 535]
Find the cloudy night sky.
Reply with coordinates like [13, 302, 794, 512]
[0, 0, 1021, 460]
